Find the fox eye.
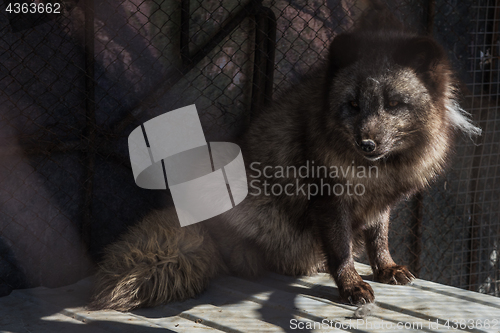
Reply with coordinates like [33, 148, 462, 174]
[350, 101, 359, 108]
[388, 100, 399, 107]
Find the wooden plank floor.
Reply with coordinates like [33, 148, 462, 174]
[1, 263, 499, 332]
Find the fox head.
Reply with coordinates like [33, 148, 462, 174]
[324, 31, 480, 162]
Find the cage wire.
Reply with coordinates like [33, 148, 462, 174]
[0, 0, 499, 298]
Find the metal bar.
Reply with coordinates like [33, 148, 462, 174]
[83, 0, 96, 251]
[467, 0, 496, 292]
[468, 126, 486, 291]
[180, 0, 190, 64]
[412, 192, 423, 277]
[262, 7, 276, 106]
[250, 11, 266, 117]
[488, 0, 500, 95]
[189, 1, 262, 66]
[250, 5, 277, 118]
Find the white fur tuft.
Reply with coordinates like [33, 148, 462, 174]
[446, 100, 482, 137]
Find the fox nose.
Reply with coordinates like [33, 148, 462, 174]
[360, 139, 376, 152]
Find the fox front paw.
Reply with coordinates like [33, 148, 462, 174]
[374, 265, 415, 285]
[339, 280, 375, 305]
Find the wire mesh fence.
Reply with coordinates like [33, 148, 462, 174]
[0, 0, 499, 298]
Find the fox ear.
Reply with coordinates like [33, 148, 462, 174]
[393, 37, 445, 72]
[328, 33, 359, 74]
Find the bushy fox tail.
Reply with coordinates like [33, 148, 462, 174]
[88, 208, 226, 311]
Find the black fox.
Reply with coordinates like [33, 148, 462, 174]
[89, 1, 481, 311]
